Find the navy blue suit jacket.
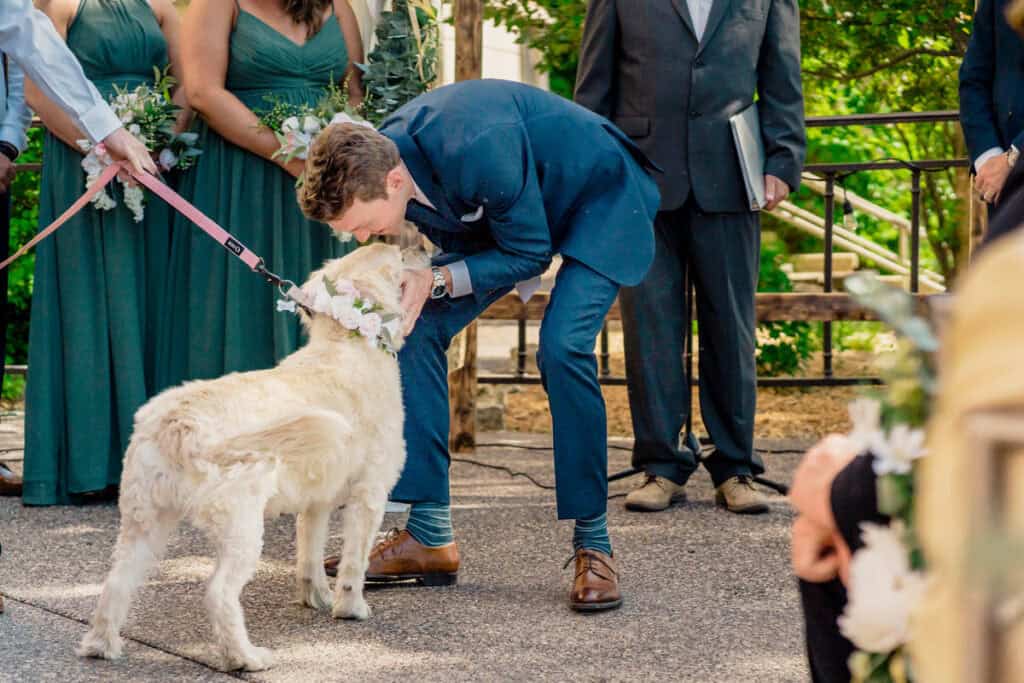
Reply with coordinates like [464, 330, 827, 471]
[960, 0, 1024, 163]
[378, 80, 661, 294]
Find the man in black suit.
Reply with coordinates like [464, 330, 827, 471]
[960, 0, 1024, 243]
[574, 0, 805, 514]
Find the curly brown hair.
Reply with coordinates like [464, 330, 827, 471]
[282, 0, 333, 38]
[298, 124, 402, 222]
[1010, 0, 1024, 34]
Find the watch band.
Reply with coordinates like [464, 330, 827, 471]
[429, 266, 448, 299]
[0, 141, 18, 162]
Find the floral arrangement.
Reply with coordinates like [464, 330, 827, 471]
[77, 67, 200, 222]
[834, 273, 941, 683]
[278, 275, 401, 355]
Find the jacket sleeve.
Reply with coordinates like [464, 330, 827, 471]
[0, 59, 31, 151]
[959, 0, 1004, 165]
[0, 0, 121, 142]
[447, 124, 552, 297]
[757, 0, 806, 192]
[573, 0, 618, 118]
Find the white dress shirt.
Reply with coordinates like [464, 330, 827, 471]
[1, 57, 31, 152]
[0, 0, 121, 143]
[687, 0, 714, 41]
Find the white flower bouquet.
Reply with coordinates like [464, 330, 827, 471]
[77, 67, 201, 222]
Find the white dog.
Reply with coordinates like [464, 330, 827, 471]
[77, 243, 414, 671]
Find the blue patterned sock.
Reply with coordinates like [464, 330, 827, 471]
[573, 512, 612, 556]
[406, 502, 454, 547]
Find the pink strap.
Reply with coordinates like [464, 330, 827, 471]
[0, 162, 122, 272]
[0, 161, 265, 274]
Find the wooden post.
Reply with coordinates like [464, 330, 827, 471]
[448, 0, 483, 453]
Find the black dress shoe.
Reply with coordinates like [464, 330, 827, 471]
[0, 463, 21, 497]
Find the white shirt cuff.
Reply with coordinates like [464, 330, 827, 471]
[974, 147, 1005, 173]
[447, 260, 473, 298]
[78, 102, 122, 144]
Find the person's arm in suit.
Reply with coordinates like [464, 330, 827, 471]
[756, 0, 806, 198]
[959, 0, 1004, 168]
[0, 60, 31, 155]
[573, 0, 617, 117]
[442, 124, 553, 298]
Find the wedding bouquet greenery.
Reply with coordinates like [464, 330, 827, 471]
[77, 67, 200, 222]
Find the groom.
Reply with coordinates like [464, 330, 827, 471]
[299, 79, 659, 611]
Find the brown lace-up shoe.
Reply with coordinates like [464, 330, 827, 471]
[567, 548, 622, 612]
[715, 475, 770, 514]
[324, 528, 459, 586]
[624, 474, 686, 512]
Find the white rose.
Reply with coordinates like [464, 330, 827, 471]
[128, 124, 141, 136]
[302, 115, 322, 135]
[281, 116, 301, 133]
[359, 312, 383, 340]
[838, 522, 926, 654]
[847, 398, 883, 456]
[338, 306, 363, 331]
[158, 148, 178, 170]
[334, 278, 358, 298]
[329, 294, 356, 320]
[311, 279, 333, 313]
[871, 425, 926, 476]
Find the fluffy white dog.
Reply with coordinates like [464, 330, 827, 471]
[77, 243, 413, 671]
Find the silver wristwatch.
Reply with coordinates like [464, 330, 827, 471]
[429, 266, 448, 299]
[1008, 145, 1021, 169]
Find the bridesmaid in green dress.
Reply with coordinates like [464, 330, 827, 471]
[22, 0, 189, 505]
[159, 0, 364, 388]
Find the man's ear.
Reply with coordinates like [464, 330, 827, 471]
[386, 166, 404, 194]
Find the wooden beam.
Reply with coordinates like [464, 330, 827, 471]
[480, 291, 935, 323]
[448, 0, 483, 453]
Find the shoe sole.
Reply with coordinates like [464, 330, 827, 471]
[365, 572, 458, 587]
[714, 496, 769, 515]
[570, 597, 623, 612]
[624, 494, 687, 512]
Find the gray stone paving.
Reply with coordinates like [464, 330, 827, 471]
[0, 419, 812, 682]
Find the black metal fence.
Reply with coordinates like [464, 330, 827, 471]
[478, 110, 969, 389]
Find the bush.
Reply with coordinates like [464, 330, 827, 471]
[755, 237, 818, 377]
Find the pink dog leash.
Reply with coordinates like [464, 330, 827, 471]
[0, 161, 311, 310]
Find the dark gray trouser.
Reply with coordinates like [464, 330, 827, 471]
[621, 199, 764, 487]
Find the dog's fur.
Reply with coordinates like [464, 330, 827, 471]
[77, 244, 418, 671]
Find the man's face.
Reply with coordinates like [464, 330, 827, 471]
[327, 167, 408, 242]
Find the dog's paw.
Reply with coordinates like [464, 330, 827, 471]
[296, 577, 333, 611]
[224, 646, 276, 672]
[76, 630, 124, 660]
[332, 596, 372, 621]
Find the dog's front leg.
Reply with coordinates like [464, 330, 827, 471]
[295, 504, 333, 610]
[331, 493, 385, 620]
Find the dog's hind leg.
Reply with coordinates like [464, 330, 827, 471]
[204, 507, 275, 672]
[331, 489, 386, 620]
[77, 510, 178, 660]
[295, 504, 333, 610]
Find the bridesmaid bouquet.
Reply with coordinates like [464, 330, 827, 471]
[77, 67, 201, 222]
[256, 81, 371, 165]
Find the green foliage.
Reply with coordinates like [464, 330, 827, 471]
[755, 238, 818, 377]
[6, 127, 42, 377]
[482, 0, 585, 98]
[360, 0, 439, 125]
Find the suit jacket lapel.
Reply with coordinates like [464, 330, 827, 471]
[697, 0, 732, 55]
[668, 0, 699, 41]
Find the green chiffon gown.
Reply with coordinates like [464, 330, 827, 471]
[156, 6, 353, 389]
[23, 0, 173, 505]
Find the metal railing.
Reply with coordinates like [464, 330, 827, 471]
[477, 110, 969, 389]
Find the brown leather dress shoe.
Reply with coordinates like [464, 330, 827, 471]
[0, 462, 22, 497]
[567, 548, 622, 612]
[324, 528, 459, 586]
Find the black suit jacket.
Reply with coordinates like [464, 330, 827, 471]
[959, 0, 1024, 165]
[574, 0, 806, 213]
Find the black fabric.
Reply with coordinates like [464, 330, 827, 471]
[0, 191, 8, 397]
[981, 158, 1024, 247]
[830, 454, 888, 553]
[799, 578, 855, 683]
